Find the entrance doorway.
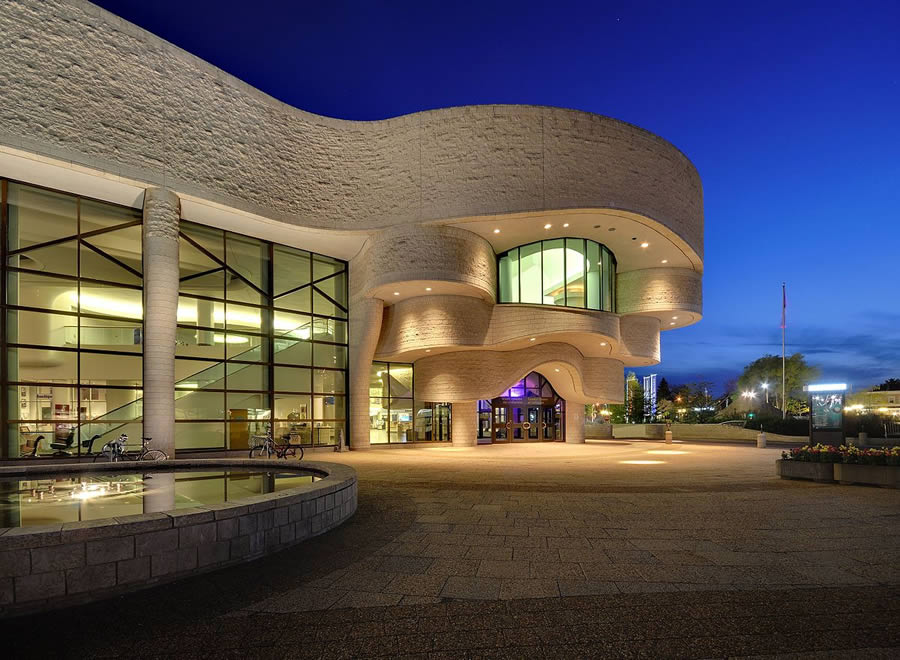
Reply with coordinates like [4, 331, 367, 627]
[478, 372, 566, 443]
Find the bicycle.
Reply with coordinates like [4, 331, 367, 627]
[94, 434, 168, 462]
[249, 431, 304, 460]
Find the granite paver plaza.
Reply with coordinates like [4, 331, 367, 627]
[3, 441, 898, 658]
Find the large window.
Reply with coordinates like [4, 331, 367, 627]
[2, 180, 143, 458]
[176, 221, 348, 450]
[369, 362, 450, 443]
[497, 239, 616, 312]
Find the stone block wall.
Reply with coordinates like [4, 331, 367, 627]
[0, 460, 357, 616]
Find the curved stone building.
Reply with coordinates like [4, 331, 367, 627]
[0, 0, 703, 458]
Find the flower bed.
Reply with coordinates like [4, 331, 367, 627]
[777, 444, 900, 488]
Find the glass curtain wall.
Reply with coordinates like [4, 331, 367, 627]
[1, 180, 143, 458]
[497, 239, 616, 312]
[369, 362, 450, 443]
[175, 221, 348, 450]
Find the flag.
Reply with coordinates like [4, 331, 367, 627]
[780, 283, 786, 329]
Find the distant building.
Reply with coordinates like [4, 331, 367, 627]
[847, 389, 900, 416]
[643, 374, 658, 420]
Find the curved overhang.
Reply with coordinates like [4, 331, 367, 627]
[374, 295, 660, 367]
[446, 208, 702, 274]
[413, 342, 625, 404]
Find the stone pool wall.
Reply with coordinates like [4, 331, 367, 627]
[0, 459, 357, 617]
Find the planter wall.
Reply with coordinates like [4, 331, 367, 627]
[834, 463, 900, 489]
[776, 459, 835, 483]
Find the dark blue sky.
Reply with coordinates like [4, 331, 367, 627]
[95, 0, 900, 393]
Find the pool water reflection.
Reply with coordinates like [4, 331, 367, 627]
[0, 469, 321, 528]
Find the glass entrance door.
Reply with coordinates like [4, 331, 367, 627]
[493, 405, 508, 442]
[485, 372, 567, 443]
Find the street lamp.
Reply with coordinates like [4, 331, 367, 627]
[761, 382, 769, 405]
[742, 390, 757, 400]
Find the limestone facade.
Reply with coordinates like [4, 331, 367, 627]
[0, 0, 704, 450]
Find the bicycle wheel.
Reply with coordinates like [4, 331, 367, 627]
[249, 445, 264, 458]
[296, 446, 304, 461]
[140, 449, 167, 461]
[93, 451, 107, 463]
[280, 446, 296, 459]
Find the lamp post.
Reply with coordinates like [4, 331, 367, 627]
[761, 382, 769, 405]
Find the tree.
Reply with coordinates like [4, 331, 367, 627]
[735, 353, 820, 411]
[875, 378, 900, 392]
[657, 377, 672, 402]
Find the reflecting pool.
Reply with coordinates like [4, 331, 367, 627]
[0, 469, 321, 528]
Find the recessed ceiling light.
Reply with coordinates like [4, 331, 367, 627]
[600, 341, 607, 346]
[493, 228, 500, 234]
[563, 223, 569, 228]
[425, 287, 432, 291]
[393, 291, 399, 296]
[670, 322, 676, 325]
[672, 316, 678, 320]
[554, 368, 560, 372]
[529, 337, 536, 341]
[425, 349, 431, 353]
[544, 223, 552, 229]
[640, 242, 649, 248]
[593, 224, 602, 229]
[661, 259, 668, 264]
[608, 227, 616, 232]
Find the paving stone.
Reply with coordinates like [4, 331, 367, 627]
[382, 573, 448, 597]
[440, 576, 501, 599]
[476, 559, 531, 579]
[499, 578, 560, 600]
[425, 558, 480, 577]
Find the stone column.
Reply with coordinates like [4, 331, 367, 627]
[566, 403, 585, 443]
[348, 297, 383, 450]
[142, 188, 180, 457]
[451, 401, 477, 447]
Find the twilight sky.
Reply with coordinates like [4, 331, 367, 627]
[95, 0, 900, 394]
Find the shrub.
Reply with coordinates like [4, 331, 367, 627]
[781, 444, 900, 466]
[744, 416, 808, 436]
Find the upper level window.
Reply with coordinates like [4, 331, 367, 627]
[498, 238, 616, 312]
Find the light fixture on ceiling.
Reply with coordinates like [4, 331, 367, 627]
[661, 259, 668, 264]
[640, 242, 649, 248]
[425, 287, 432, 291]
[393, 291, 399, 296]
[600, 341, 607, 346]
[425, 349, 431, 353]
[670, 322, 676, 325]
[563, 223, 569, 228]
[529, 337, 536, 341]
[554, 368, 560, 372]
[493, 228, 500, 234]
[608, 227, 616, 232]
[593, 224, 602, 229]
[672, 316, 678, 320]
[543, 223, 552, 229]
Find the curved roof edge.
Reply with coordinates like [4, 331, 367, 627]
[1, 0, 704, 259]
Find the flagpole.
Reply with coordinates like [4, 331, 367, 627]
[782, 282, 786, 420]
